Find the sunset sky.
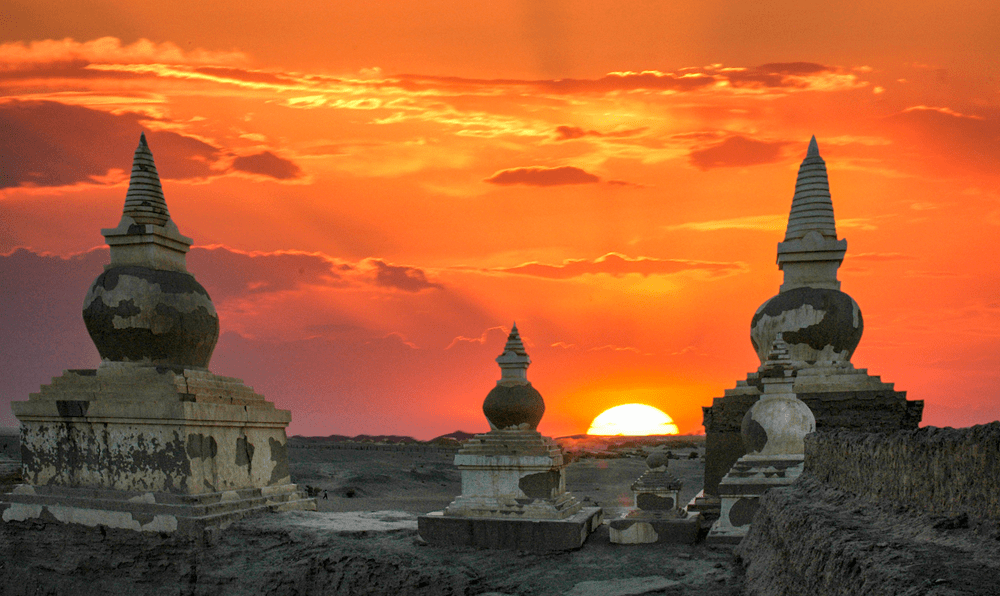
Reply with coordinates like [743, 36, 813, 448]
[2, 1, 1000, 438]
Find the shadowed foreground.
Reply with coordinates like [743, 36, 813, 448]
[0, 511, 741, 595]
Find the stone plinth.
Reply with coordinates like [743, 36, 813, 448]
[609, 455, 702, 545]
[608, 510, 702, 545]
[419, 507, 603, 552]
[706, 454, 804, 545]
[419, 429, 600, 551]
[2, 364, 315, 534]
[444, 429, 580, 519]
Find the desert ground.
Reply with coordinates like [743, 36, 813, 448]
[278, 434, 742, 595]
[1, 429, 745, 595]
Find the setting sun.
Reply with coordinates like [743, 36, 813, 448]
[586, 404, 680, 436]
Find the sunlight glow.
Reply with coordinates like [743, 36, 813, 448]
[586, 403, 679, 436]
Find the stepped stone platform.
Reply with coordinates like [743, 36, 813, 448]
[3, 364, 316, 534]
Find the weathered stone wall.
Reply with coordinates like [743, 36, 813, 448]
[804, 423, 1000, 521]
[738, 476, 1000, 596]
[738, 423, 1000, 595]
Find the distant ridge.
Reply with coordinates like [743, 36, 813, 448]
[431, 431, 476, 442]
[289, 431, 480, 444]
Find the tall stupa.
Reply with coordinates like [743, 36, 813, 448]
[2, 135, 315, 534]
[697, 137, 923, 512]
[418, 324, 602, 551]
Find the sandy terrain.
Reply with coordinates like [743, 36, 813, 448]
[1, 432, 745, 595]
[287, 435, 706, 519]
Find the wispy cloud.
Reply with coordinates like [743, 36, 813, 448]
[445, 326, 508, 350]
[665, 214, 787, 232]
[666, 214, 877, 233]
[231, 151, 303, 180]
[689, 135, 788, 170]
[490, 253, 746, 279]
[0, 37, 248, 70]
[484, 165, 600, 186]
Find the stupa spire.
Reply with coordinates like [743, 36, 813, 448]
[101, 133, 193, 273]
[496, 322, 530, 384]
[775, 136, 847, 292]
[783, 135, 837, 242]
[123, 132, 170, 227]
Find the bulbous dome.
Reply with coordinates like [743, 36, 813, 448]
[83, 135, 219, 369]
[83, 266, 219, 368]
[741, 391, 816, 456]
[750, 286, 862, 366]
[483, 383, 545, 430]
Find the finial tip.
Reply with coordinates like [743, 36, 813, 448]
[806, 135, 819, 158]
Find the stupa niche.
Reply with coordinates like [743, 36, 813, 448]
[695, 137, 922, 520]
[418, 324, 602, 551]
[1, 135, 315, 534]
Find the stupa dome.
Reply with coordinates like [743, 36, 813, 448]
[482, 323, 545, 430]
[741, 337, 816, 456]
[750, 286, 862, 366]
[82, 134, 219, 369]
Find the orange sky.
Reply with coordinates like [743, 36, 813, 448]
[2, 2, 1000, 438]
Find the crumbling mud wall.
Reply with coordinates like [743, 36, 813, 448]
[738, 424, 1000, 596]
[803, 423, 1000, 521]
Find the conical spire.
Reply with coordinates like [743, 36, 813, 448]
[775, 136, 847, 292]
[101, 133, 192, 273]
[495, 322, 531, 384]
[784, 136, 836, 242]
[503, 322, 527, 355]
[122, 133, 170, 227]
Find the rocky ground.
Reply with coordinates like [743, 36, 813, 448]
[288, 435, 705, 520]
[2, 432, 747, 595]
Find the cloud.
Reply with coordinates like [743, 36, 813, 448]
[230, 151, 303, 180]
[484, 165, 600, 186]
[554, 125, 589, 140]
[665, 214, 786, 232]
[0, 100, 219, 188]
[887, 105, 1000, 174]
[688, 135, 788, 170]
[553, 125, 647, 141]
[492, 253, 745, 279]
[848, 252, 915, 262]
[369, 260, 443, 292]
[666, 214, 877, 233]
[188, 246, 350, 301]
[721, 63, 865, 93]
[0, 37, 248, 72]
[606, 179, 643, 188]
[446, 326, 509, 350]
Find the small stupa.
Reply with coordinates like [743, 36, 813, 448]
[418, 324, 602, 551]
[608, 449, 702, 544]
[707, 335, 815, 543]
[696, 137, 922, 517]
[1, 134, 315, 534]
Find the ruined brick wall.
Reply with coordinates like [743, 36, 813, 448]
[804, 422, 1000, 521]
[738, 424, 1000, 595]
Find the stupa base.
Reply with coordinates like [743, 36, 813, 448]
[609, 510, 702, 544]
[0, 482, 315, 536]
[417, 506, 602, 552]
[705, 454, 803, 545]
